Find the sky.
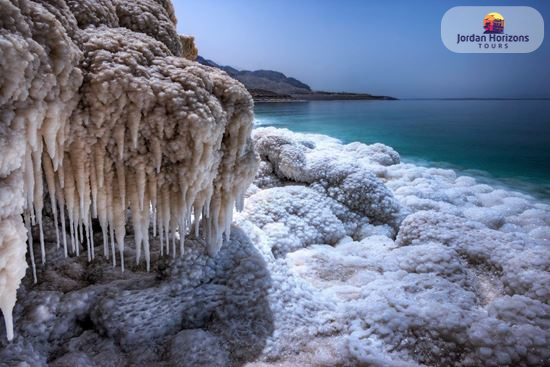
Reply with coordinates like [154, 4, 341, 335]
[174, 0, 550, 98]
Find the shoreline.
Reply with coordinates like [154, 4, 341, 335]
[400, 156, 550, 203]
[253, 123, 550, 202]
[251, 89, 397, 103]
[254, 97, 396, 103]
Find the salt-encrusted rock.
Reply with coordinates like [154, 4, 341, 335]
[90, 227, 272, 364]
[0, 227, 275, 365]
[253, 127, 403, 227]
[170, 329, 230, 366]
[242, 186, 352, 256]
[0, 0, 257, 340]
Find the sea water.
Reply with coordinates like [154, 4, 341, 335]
[254, 100, 550, 199]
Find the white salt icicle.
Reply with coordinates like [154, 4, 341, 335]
[156, 186, 163, 256]
[37, 216, 45, 265]
[194, 212, 200, 237]
[109, 223, 116, 267]
[159, 224, 164, 256]
[128, 174, 142, 264]
[106, 171, 116, 267]
[152, 206, 157, 238]
[136, 163, 146, 211]
[85, 225, 91, 261]
[1, 311, 13, 343]
[83, 212, 92, 262]
[75, 220, 80, 256]
[43, 156, 60, 249]
[170, 210, 176, 258]
[94, 145, 105, 189]
[129, 108, 141, 149]
[205, 217, 212, 255]
[72, 140, 87, 224]
[55, 178, 68, 257]
[113, 186, 126, 272]
[78, 220, 83, 246]
[90, 156, 98, 218]
[58, 156, 65, 188]
[32, 148, 46, 264]
[60, 204, 68, 257]
[185, 202, 192, 230]
[54, 127, 65, 171]
[0, 214, 27, 343]
[165, 224, 170, 256]
[162, 186, 171, 255]
[70, 218, 75, 254]
[204, 194, 211, 219]
[179, 215, 185, 256]
[236, 192, 245, 211]
[24, 150, 35, 225]
[89, 213, 95, 261]
[152, 137, 162, 173]
[97, 188, 109, 258]
[102, 225, 108, 259]
[171, 194, 180, 257]
[144, 236, 150, 271]
[25, 112, 39, 152]
[142, 204, 151, 271]
[24, 212, 37, 284]
[114, 124, 125, 161]
[41, 107, 61, 162]
[116, 161, 126, 209]
[224, 199, 233, 241]
[63, 156, 77, 254]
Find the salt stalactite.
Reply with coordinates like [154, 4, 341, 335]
[0, 0, 81, 342]
[0, 0, 257, 341]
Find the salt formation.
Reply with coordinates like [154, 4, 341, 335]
[1, 0, 550, 364]
[253, 128, 402, 226]
[247, 127, 550, 367]
[0, 0, 256, 341]
[0, 125, 549, 366]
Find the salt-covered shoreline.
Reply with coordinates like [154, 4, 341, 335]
[2, 126, 548, 366]
[240, 127, 550, 366]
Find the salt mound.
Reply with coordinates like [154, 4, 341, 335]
[251, 127, 550, 366]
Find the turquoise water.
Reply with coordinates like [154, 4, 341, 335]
[254, 100, 550, 199]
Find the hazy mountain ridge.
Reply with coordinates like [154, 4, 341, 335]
[197, 56, 396, 101]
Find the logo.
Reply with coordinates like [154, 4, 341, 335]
[483, 13, 505, 34]
[456, 11, 529, 50]
[441, 7, 543, 53]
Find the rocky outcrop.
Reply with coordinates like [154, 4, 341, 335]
[0, 0, 257, 341]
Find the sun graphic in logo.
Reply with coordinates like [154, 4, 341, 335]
[483, 13, 505, 34]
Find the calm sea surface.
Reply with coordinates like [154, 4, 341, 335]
[254, 100, 550, 199]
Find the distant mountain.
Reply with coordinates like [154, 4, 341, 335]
[197, 56, 311, 95]
[197, 56, 396, 102]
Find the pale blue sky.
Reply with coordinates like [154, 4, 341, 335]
[174, 0, 549, 98]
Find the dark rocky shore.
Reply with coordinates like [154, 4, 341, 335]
[251, 89, 396, 102]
